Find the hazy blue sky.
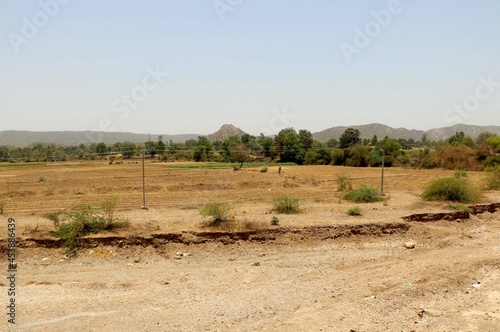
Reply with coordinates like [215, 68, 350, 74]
[1, 0, 499, 136]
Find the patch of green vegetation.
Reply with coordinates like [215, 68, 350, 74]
[485, 166, 500, 190]
[347, 206, 362, 216]
[422, 177, 481, 203]
[343, 185, 384, 203]
[199, 202, 232, 226]
[165, 162, 296, 169]
[272, 196, 300, 214]
[51, 200, 130, 252]
[0, 162, 46, 167]
[271, 216, 279, 225]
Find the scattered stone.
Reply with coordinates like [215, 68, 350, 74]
[42, 257, 50, 262]
[133, 258, 141, 263]
[472, 282, 481, 289]
[251, 262, 260, 266]
[182, 253, 191, 257]
[404, 241, 416, 249]
[364, 295, 375, 301]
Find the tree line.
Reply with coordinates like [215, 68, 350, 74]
[1, 128, 500, 171]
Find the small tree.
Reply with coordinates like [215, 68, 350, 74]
[339, 128, 361, 149]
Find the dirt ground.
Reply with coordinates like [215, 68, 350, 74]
[1, 161, 500, 331]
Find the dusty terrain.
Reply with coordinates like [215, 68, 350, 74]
[1, 161, 500, 331]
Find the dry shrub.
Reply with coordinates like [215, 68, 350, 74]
[433, 145, 482, 171]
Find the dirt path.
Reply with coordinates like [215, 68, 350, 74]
[3, 212, 499, 332]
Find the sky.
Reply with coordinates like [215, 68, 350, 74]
[1, 0, 499, 136]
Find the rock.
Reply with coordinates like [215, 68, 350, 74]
[404, 241, 416, 249]
[133, 258, 141, 263]
[42, 257, 50, 261]
[251, 262, 260, 266]
[182, 253, 191, 257]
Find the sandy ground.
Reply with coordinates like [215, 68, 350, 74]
[1, 162, 500, 331]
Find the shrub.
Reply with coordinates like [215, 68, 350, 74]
[272, 196, 300, 214]
[485, 166, 500, 190]
[260, 166, 269, 173]
[38, 176, 45, 182]
[199, 202, 232, 225]
[336, 174, 353, 192]
[344, 185, 383, 203]
[422, 177, 481, 203]
[99, 196, 120, 226]
[271, 216, 279, 225]
[454, 169, 468, 178]
[51, 203, 130, 251]
[42, 211, 64, 229]
[347, 206, 362, 216]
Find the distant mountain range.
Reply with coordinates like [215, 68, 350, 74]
[1, 123, 499, 148]
[312, 123, 500, 142]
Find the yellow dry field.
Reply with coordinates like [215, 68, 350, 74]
[0, 162, 499, 331]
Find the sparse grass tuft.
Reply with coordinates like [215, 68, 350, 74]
[344, 185, 383, 203]
[272, 196, 300, 214]
[271, 216, 279, 225]
[336, 174, 353, 192]
[199, 202, 232, 225]
[42, 211, 64, 229]
[444, 203, 471, 212]
[422, 177, 481, 203]
[347, 206, 362, 216]
[38, 176, 45, 182]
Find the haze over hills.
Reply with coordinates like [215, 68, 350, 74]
[1, 123, 500, 148]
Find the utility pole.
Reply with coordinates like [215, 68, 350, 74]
[141, 149, 148, 210]
[380, 148, 385, 196]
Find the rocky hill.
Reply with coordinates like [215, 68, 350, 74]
[206, 124, 247, 142]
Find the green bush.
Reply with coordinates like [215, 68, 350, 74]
[260, 166, 269, 173]
[344, 185, 383, 203]
[199, 202, 232, 225]
[51, 202, 130, 252]
[454, 169, 468, 178]
[485, 166, 500, 190]
[347, 206, 362, 216]
[271, 216, 280, 225]
[422, 177, 481, 203]
[99, 196, 120, 226]
[272, 196, 300, 214]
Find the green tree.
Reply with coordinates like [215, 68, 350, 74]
[193, 136, 212, 161]
[298, 129, 313, 150]
[121, 141, 137, 159]
[156, 136, 166, 157]
[0, 146, 9, 162]
[339, 128, 361, 149]
[144, 140, 156, 158]
[274, 128, 303, 163]
[95, 142, 107, 158]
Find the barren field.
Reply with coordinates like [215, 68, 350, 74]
[1, 162, 500, 331]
